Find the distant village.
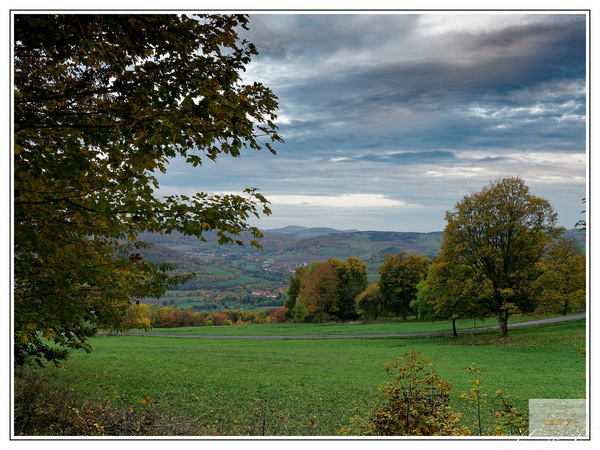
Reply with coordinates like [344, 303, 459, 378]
[184, 250, 306, 274]
[251, 288, 285, 298]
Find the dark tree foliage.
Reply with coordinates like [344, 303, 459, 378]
[328, 257, 368, 320]
[378, 252, 430, 320]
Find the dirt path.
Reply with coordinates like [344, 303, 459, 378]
[113, 313, 586, 340]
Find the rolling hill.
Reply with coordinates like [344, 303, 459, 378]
[138, 228, 443, 262]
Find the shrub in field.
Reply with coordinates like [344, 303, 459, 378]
[223, 309, 243, 324]
[342, 352, 529, 437]
[144, 306, 286, 329]
[342, 351, 467, 436]
[210, 312, 227, 326]
[461, 363, 486, 435]
[491, 389, 528, 436]
[122, 303, 152, 329]
[272, 307, 287, 323]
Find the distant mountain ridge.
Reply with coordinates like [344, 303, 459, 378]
[139, 227, 446, 259]
[265, 226, 360, 239]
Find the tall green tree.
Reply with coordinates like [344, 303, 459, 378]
[441, 177, 563, 337]
[13, 14, 282, 365]
[378, 252, 430, 320]
[328, 257, 368, 320]
[411, 280, 437, 322]
[284, 264, 310, 320]
[417, 259, 489, 336]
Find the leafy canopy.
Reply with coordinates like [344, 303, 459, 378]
[13, 14, 282, 365]
[377, 252, 430, 320]
[418, 259, 489, 324]
[355, 284, 386, 320]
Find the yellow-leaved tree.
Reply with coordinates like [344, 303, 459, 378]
[532, 236, 586, 315]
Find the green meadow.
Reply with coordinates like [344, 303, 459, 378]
[23, 318, 586, 436]
[124, 313, 576, 335]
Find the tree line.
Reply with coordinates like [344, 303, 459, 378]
[122, 304, 287, 329]
[282, 178, 586, 338]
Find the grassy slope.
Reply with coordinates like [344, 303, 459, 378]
[35, 319, 586, 436]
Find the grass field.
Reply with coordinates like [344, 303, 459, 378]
[126, 313, 578, 336]
[23, 318, 586, 436]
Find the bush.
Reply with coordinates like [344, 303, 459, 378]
[342, 351, 467, 436]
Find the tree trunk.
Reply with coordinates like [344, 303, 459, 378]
[563, 299, 569, 316]
[497, 312, 508, 338]
[452, 318, 457, 337]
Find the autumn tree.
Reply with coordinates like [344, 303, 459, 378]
[355, 284, 386, 320]
[13, 14, 282, 365]
[328, 257, 369, 320]
[440, 177, 563, 337]
[121, 303, 152, 330]
[532, 236, 586, 315]
[378, 252, 430, 320]
[285, 257, 369, 322]
[294, 262, 341, 322]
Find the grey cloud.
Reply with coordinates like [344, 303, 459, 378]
[158, 13, 588, 232]
[346, 150, 458, 164]
[245, 14, 419, 61]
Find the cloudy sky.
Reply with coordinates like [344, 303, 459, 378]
[156, 12, 588, 232]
